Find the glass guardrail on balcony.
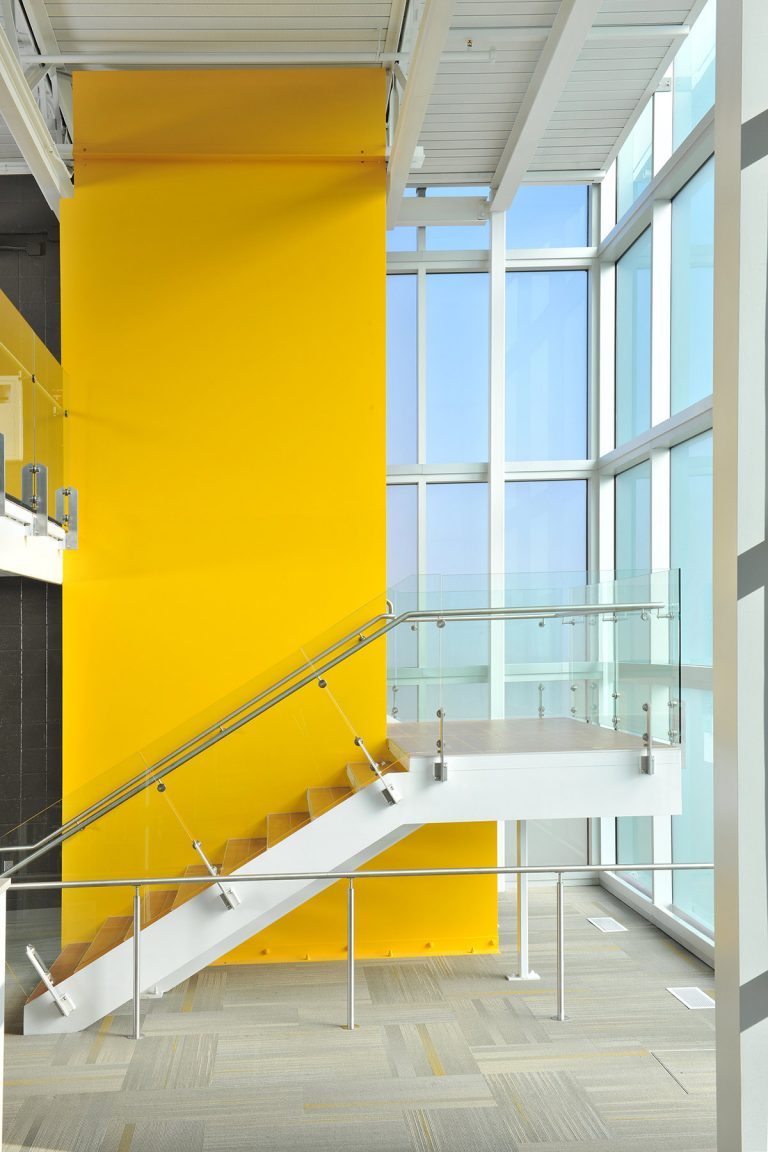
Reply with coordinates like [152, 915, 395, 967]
[1, 573, 680, 974]
[0, 289, 67, 516]
[386, 570, 681, 755]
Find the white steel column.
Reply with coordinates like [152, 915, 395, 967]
[713, 1, 768, 1147]
[489, 209, 507, 894]
[507, 819, 540, 981]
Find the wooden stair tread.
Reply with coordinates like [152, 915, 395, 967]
[307, 786, 353, 819]
[75, 917, 133, 971]
[26, 942, 90, 1003]
[171, 864, 215, 909]
[221, 837, 267, 875]
[266, 811, 310, 848]
[346, 761, 405, 791]
[142, 889, 177, 927]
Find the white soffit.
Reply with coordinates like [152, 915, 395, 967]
[0, 0, 706, 213]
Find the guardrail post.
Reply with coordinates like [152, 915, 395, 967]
[133, 884, 141, 1040]
[346, 878, 355, 1030]
[555, 873, 566, 1022]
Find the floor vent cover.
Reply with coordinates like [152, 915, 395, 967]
[587, 916, 627, 933]
[667, 986, 715, 1010]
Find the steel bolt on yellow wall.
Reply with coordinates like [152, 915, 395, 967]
[60, 69, 496, 964]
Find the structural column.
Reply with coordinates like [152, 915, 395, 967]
[713, 3, 768, 1147]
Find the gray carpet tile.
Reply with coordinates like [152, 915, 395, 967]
[3, 886, 717, 1152]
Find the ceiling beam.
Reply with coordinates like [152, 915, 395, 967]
[447, 23, 690, 48]
[0, 22, 72, 215]
[489, 0, 604, 214]
[386, 0, 456, 228]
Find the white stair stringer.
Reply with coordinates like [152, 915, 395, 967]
[23, 739, 682, 1035]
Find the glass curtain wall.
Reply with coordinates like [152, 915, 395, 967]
[386, 185, 592, 726]
[597, 0, 715, 951]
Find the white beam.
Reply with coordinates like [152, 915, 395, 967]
[489, 0, 603, 214]
[386, 0, 456, 228]
[0, 22, 72, 215]
[18, 0, 59, 57]
[399, 195, 488, 226]
[385, 0, 409, 55]
[448, 23, 689, 48]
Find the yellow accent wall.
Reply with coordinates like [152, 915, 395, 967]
[60, 69, 496, 964]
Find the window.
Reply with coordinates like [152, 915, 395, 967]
[386, 275, 417, 464]
[671, 159, 714, 413]
[615, 461, 652, 894]
[616, 229, 651, 447]
[426, 483, 490, 719]
[670, 431, 713, 929]
[386, 484, 417, 591]
[504, 481, 587, 719]
[426, 273, 489, 463]
[386, 187, 418, 251]
[617, 101, 653, 220]
[506, 271, 588, 461]
[506, 185, 589, 248]
[673, 0, 716, 150]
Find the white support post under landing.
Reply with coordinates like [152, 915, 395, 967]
[507, 821, 540, 981]
[713, 2, 768, 1148]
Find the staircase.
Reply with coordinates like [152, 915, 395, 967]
[23, 760, 409, 1035]
[23, 715, 683, 1036]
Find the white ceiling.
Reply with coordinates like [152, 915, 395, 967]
[0, 0, 707, 218]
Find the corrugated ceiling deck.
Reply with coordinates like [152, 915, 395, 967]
[417, 0, 699, 184]
[0, 1, 704, 189]
[46, 1, 396, 52]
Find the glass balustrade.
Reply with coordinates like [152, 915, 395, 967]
[0, 289, 69, 523]
[3, 571, 680, 986]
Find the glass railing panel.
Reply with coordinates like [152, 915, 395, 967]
[385, 570, 681, 755]
[0, 294, 66, 512]
[32, 372, 65, 502]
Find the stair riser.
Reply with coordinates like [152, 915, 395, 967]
[23, 751, 682, 1035]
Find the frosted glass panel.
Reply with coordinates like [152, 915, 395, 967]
[672, 687, 714, 929]
[671, 159, 714, 413]
[615, 461, 652, 893]
[504, 482, 586, 719]
[505, 481, 586, 574]
[386, 275, 417, 464]
[387, 227, 417, 252]
[426, 186, 490, 250]
[617, 100, 653, 220]
[616, 229, 651, 446]
[386, 484, 417, 590]
[505, 272, 587, 461]
[506, 185, 588, 248]
[426, 273, 489, 463]
[426, 484, 489, 716]
[671, 432, 713, 666]
[427, 483, 488, 575]
[673, 0, 716, 150]
[615, 461, 651, 573]
[386, 485, 418, 684]
[387, 187, 418, 252]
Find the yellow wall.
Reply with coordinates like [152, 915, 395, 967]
[60, 69, 496, 963]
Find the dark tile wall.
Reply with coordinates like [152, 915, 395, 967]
[0, 575, 62, 905]
[0, 176, 61, 359]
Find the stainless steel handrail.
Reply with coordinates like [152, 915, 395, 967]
[7, 861, 712, 890]
[1, 598, 671, 876]
[7, 863, 711, 1035]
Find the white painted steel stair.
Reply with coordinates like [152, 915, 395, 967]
[24, 723, 682, 1036]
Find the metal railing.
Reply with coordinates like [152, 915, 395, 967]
[1, 597, 670, 877]
[7, 861, 711, 1038]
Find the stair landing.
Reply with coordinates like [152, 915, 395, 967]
[388, 716, 650, 761]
